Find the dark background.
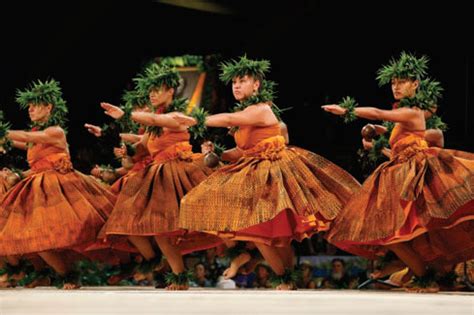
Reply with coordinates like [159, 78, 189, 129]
[1, 0, 473, 178]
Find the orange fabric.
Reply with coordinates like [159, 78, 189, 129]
[101, 130, 221, 254]
[388, 125, 425, 150]
[27, 142, 73, 174]
[235, 124, 281, 150]
[242, 135, 285, 160]
[147, 130, 190, 157]
[152, 141, 193, 164]
[179, 124, 361, 245]
[326, 124, 474, 266]
[214, 210, 325, 247]
[0, 142, 117, 256]
[0, 178, 8, 199]
[110, 156, 153, 194]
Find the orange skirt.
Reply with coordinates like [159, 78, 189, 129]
[179, 146, 361, 246]
[326, 147, 474, 266]
[0, 178, 8, 200]
[0, 169, 116, 256]
[101, 155, 221, 254]
[110, 156, 153, 195]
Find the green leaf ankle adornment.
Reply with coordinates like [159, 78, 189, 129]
[164, 270, 193, 286]
[270, 268, 301, 288]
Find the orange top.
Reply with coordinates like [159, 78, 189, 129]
[235, 124, 281, 150]
[234, 124, 286, 160]
[389, 124, 428, 160]
[27, 143, 73, 173]
[147, 130, 193, 163]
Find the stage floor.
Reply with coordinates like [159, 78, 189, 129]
[1, 287, 473, 315]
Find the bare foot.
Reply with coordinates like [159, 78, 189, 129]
[133, 271, 151, 282]
[0, 273, 11, 288]
[370, 270, 384, 279]
[404, 279, 439, 293]
[25, 276, 52, 288]
[222, 267, 237, 279]
[63, 282, 80, 290]
[9, 271, 26, 282]
[107, 275, 124, 286]
[223, 252, 251, 279]
[405, 286, 439, 293]
[165, 283, 189, 290]
[371, 260, 407, 279]
[276, 283, 296, 290]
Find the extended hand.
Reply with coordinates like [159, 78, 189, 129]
[321, 104, 346, 116]
[101, 102, 125, 119]
[84, 123, 102, 137]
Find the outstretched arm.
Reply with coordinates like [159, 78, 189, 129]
[322, 105, 423, 128]
[7, 127, 65, 146]
[206, 104, 278, 128]
[131, 112, 181, 129]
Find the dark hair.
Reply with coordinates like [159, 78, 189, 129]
[150, 84, 176, 98]
[247, 74, 263, 92]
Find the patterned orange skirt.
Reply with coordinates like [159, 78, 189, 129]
[326, 146, 474, 266]
[0, 169, 116, 256]
[101, 151, 221, 254]
[179, 136, 361, 246]
[110, 156, 153, 195]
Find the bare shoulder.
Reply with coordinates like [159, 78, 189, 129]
[44, 126, 65, 138]
[393, 107, 423, 115]
[244, 102, 272, 113]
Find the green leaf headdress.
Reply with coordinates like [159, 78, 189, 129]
[15, 79, 68, 129]
[158, 55, 205, 72]
[376, 51, 429, 86]
[219, 55, 270, 84]
[134, 64, 181, 94]
[121, 88, 149, 110]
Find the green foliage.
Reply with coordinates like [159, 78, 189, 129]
[220, 55, 270, 84]
[15, 79, 68, 129]
[377, 51, 429, 86]
[338, 96, 358, 123]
